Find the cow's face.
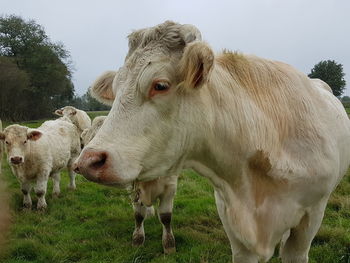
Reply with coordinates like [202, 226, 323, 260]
[74, 21, 214, 187]
[55, 106, 78, 125]
[0, 125, 42, 166]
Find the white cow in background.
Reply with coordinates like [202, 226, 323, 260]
[81, 116, 106, 148]
[55, 106, 91, 134]
[74, 21, 350, 262]
[0, 119, 80, 210]
[80, 94, 178, 254]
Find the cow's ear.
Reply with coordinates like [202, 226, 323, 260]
[90, 71, 117, 106]
[180, 42, 214, 89]
[27, 129, 42, 141]
[81, 129, 88, 142]
[0, 132, 5, 140]
[70, 109, 77, 116]
[54, 109, 63, 116]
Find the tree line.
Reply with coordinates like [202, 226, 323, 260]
[0, 15, 108, 121]
[0, 15, 347, 121]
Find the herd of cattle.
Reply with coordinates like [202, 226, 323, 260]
[1, 21, 350, 263]
[0, 106, 178, 254]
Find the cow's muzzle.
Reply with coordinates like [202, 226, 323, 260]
[10, 156, 24, 165]
[73, 148, 117, 184]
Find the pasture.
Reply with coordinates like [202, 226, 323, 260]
[0, 112, 349, 263]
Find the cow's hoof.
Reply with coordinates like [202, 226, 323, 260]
[163, 246, 176, 255]
[37, 204, 47, 211]
[52, 192, 60, 198]
[163, 235, 176, 254]
[132, 234, 145, 247]
[22, 205, 32, 212]
[68, 184, 76, 191]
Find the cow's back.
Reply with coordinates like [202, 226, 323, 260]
[39, 119, 80, 171]
[76, 110, 91, 132]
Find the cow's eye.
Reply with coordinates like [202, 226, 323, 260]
[149, 81, 170, 98]
[5, 141, 9, 145]
[24, 140, 27, 144]
[154, 83, 169, 91]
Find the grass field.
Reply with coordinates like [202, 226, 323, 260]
[0, 112, 349, 263]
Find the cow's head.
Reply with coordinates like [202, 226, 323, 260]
[74, 21, 214, 187]
[0, 125, 42, 165]
[54, 106, 77, 117]
[55, 106, 80, 127]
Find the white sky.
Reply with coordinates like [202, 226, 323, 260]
[1, 0, 349, 96]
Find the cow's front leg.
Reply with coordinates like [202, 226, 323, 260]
[67, 161, 76, 190]
[214, 190, 259, 263]
[158, 187, 176, 254]
[51, 172, 61, 198]
[132, 202, 147, 246]
[21, 181, 32, 210]
[280, 200, 327, 263]
[34, 175, 48, 211]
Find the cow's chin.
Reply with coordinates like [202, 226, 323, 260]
[83, 166, 140, 189]
[136, 164, 177, 182]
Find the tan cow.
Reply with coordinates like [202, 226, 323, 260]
[74, 21, 350, 263]
[0, 119, 80, 210]
[80, 103, 178, 254]
[55, 106, 91, 134]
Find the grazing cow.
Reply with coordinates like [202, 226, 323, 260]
[80, 103, 178, 254]
[0, 119, 80, 210]
[55, 106, 91, 134]
[73, 21, 350, 263]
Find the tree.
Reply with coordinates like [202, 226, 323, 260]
[308, 60, 346, 96]
[0, 15, 74, 120]
[0, 57, 30, 121]
[342, 96, 350, 102]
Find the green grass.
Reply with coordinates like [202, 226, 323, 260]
[345, 107, 350, 114]
[0, 115, 350, 262]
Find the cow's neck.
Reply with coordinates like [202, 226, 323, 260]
[182, 64, 285, 259]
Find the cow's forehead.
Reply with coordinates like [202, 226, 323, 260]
[121, 44, 182, 83]
[4, 125, 27, 139]
[125, 44, 166, 70]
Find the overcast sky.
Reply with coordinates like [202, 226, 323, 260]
[1, 0, 349, 96]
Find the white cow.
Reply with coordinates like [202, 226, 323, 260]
[0, 119, 81, 210]
[81, 116, 106, 148]
[80, 106, 178, 254]
[55, 106, 91, 134]
[74, 21, 350, 263]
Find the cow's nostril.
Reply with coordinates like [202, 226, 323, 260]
[89, 152, 107, 170]
[10, 156, 23, 164]
[74, 166, 80, 173]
